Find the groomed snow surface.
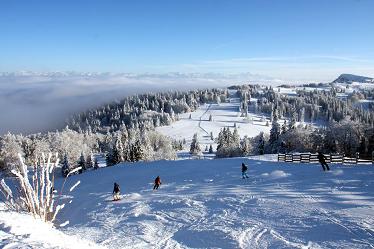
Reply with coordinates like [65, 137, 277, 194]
[156, 99, 272, 152]
[2, 157, 373, 249]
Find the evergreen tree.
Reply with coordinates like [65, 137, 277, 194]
[240, 136, 252, 156]
[281, 120, 288, 134]
[299, 107, 305, 124]
[190, 133, 202, 155]
[61, 154, 70, 177]
[289, 110, 297, 130]
[232, 127, 240, 148]
[258, 132, 265, 155]
[269, 115, 280, 152]
[78, 152, 86, 173]
[209, 144, 214, 153]
[86, 153, 94, 169]
[132, 139, 143, 162]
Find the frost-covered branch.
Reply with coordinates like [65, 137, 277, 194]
[0, 153, 62, 222]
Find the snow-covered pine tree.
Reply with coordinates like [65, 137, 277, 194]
[289, 110, 297, 130]
[299, 107, 305, 124]
[78, 152, 86, 173]
[140, 129, 154, 161]
[258, 132, 265, 155]
[61, 154, 70, 177]
[190, 133, 202, 156]
[106, 136, 123, 166]
[281, 120, 288, 134]
[232, 127, 240, 148]
[86, 153, 94, 169]
[131, 139, 143, 162]
[209, 144, 214, 153]
[268, 112, 281, 153]
[240, 135, 252, 156]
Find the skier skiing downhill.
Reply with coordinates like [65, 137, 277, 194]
[113, 182, 121, 201]
[317, 152, 330, 171]
[241, 163, 249, 179]
[153, 176, 161, 190]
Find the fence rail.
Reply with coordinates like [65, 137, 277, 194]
[278, 152, 373, 165]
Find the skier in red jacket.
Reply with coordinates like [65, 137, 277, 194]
[153, 176, 161, 190]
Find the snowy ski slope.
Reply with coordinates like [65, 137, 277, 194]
[1, 158, 374, 248]
[156, 98, 272, 151]
[2, 157, 373, 249]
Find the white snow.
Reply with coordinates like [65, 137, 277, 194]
[1, 157, 368, 249]
[261, 170, 290, 179]
[0, 206, 105, 249]
[69, 180, 81, 192]
[157, 98, 272, 151]
[1, 157, 374, 248]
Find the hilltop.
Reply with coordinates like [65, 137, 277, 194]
[332, 74, 374, 84]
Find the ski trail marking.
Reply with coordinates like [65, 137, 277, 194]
[270, 229, 309, 249]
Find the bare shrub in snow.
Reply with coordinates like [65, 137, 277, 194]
[0, 153, 66, 223]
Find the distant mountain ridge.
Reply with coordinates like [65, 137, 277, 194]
[332, 74, 374, 84]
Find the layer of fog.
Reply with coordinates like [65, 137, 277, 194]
[0, 72, 281, 135]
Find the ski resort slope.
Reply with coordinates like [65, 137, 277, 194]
[156, 99, 271, 150]
[44, 157, 374, 249]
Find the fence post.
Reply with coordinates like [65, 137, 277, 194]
[356, 152, 359, 164]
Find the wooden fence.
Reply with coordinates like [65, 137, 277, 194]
[277, 152, 373, 165]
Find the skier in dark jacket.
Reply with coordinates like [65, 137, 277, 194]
[153, 176, 161, 190]
[241, 163, 249, 179]
[317, 152, 330, 171]
[113, 182, 121, 200]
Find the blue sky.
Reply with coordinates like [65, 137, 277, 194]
[1, 0, 374, 81]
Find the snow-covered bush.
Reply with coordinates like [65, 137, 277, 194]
[278, 125, 314, 153]
[0, 133, 23, 173]
[216, 128, 241, 158]
[149, 131, 177, 160]
[0, 153, 64, 223]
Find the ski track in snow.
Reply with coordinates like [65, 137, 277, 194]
[48, 158, 374, 249]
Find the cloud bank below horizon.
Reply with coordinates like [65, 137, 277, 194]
[0, 72, 282, 135]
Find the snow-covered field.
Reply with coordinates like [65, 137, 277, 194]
[2, 157, 373, 248]
[157, 99, 271, 151]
